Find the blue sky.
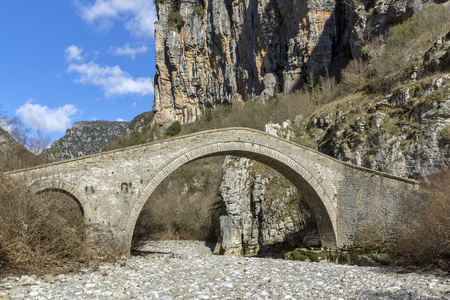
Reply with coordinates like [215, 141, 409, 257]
[0, 0, 157, 142]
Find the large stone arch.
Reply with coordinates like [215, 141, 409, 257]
[125, 141, 338, 251]
[30, 179, 94, 222]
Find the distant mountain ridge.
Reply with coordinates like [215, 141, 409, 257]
[43, 112, 151, 162]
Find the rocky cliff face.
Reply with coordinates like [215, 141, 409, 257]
[43, 112, 152, 162]
[307, 74, 450, 178]
[215, 124, 318, 255]
[216, 155, 318, 255]
[152, 0, 431, 127]
[153, 0, 351, 126]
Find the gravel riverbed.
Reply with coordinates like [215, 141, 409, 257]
[0, 241, 449, 299]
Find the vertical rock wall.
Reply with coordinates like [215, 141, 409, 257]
[153, 0, 351, 126]
[215, 123, 318, 255]
[215, 156, 318, 255]
[152, 0, 433, 127]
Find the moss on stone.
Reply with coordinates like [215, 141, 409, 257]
[289, 250, 309, 261]
[442, 125, 450, 144]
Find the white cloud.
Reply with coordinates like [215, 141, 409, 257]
[111, 43, 147, 59]
[77, 0, 157, 37]
[116, 118, 126, 121]
[0, 120, 12, 133]
[68, 62, 153, 96]
[65, 45, 84, 62]
[16, 101, 78, 133]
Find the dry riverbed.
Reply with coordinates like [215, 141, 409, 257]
[0, 241, 449, 299]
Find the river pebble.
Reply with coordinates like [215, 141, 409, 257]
[0, 241, 449, 299]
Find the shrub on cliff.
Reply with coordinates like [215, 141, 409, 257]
[166, 121, 182, 136]
[340, 58, 371, 93]
[168, 11, 185, 30]
[368, 3, 450, 91]
[193, 5, 205, 18]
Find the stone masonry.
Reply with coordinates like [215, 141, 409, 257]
[6, 128, 417, 255]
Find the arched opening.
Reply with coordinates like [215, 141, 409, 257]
[132, 156, 223, 249]
[37, 188, 85, 217]
[35, 188, 85, 232]
[0, 177, 90, 274]
[30, 179, 94, 222]
[129, 142, 336, 256]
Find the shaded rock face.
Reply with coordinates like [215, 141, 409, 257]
[0, 127, 37, 171]
[215, 122, 317, 255]
[216, 156, 318, 255]
[153, 0, 353, 126]
[43, 121, 133, 161]
[0, 127, 17, 153]
[350, 0, 431, 58]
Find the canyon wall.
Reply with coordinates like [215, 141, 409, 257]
[152, 0, 430, 127]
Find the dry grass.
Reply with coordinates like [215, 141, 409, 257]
[132, 157, 223, 246]
[0, 176, 91, 277]
[391, 168, 450, 267]
[367, 3, 450, 92]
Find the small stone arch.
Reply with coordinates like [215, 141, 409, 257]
[125, 141, 338, 251]
[30, 179, 93, 222]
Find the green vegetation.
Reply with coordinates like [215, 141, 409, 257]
[365, 4, 450, 92]
[168, 11, 185, 30]
[166, 121, 182, 136]
[193, 5, 205, 18]
[287, 249, 322, 262]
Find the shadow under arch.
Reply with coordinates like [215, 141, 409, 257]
[30, 179, 94, 222]
[126, 141, 338, 251]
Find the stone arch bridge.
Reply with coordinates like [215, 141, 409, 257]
[6, 128, 417, 255]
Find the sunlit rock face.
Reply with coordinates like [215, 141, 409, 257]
[153, 0, 432, 127]
[153, 0, 354, 126]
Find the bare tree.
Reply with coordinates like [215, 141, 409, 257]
[27, 129, 51, 155]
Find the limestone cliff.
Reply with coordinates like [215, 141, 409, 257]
[153, 0, 350, 126]
[152, 0, 430, 126]
[306, 74, 450, 178]
[216, 156, 318, 255]
[215, 123, 318, 255]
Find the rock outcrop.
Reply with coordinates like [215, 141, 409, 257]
[307, 74, 450, 178]
[43, 112, 152, 162]
[215, 155, 318, 255]
[350, 0, 431, 58]
[215, 123, 317, 255]
[152, 0, 433, 127]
